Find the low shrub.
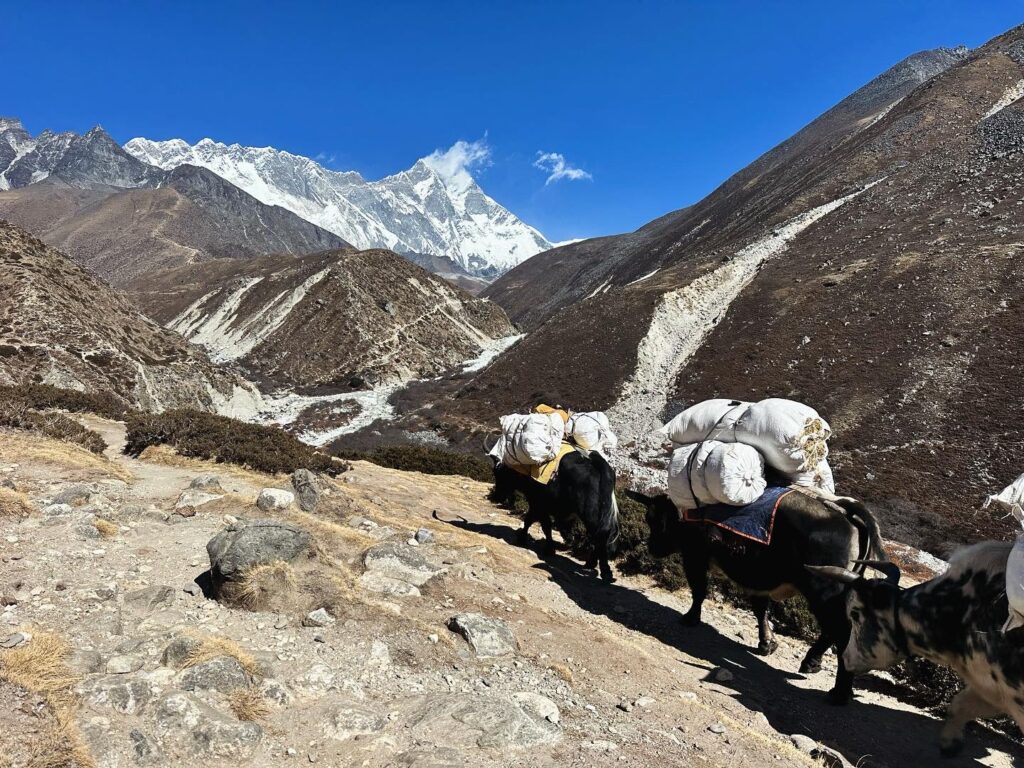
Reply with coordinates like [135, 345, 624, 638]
[0, 400, 107, 454]
[342, 444, 493, 482]
[124, 409, 345, 476]
[0, 384, 130, 419]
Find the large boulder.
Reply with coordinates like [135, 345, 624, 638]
[177, 656, 252, 693]
[206, 519, 312, 584]
[153, 693, 262, 758]
[291, 469, 321, 512]
[362, 542, 443, 587]
[256, 488, 294, 511]
[404, 693, 560, 749]
[447, 614, 518, 658]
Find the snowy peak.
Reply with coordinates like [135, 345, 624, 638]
[123, 137, 554, 278]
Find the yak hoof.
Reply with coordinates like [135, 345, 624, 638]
[799, 658, 823, 675]
[600, 571, 616, 584]
[825, 686, 852, 706]
[680, 612, 702, 628]
[755, 639, 779, 656]
[939, 739, 964, 759]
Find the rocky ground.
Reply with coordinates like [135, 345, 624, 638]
[0, 418, 1020, 767]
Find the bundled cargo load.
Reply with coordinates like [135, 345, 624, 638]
[490, 410, 566, 466]
[667, 441, 766, 510]
[566, 411, 618, 455]
[660, 397, 831, 475]
[982, 473, 1024, 632]
[788, 459, 836, 496]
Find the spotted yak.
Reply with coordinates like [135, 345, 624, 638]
[813, 542, 1024, 757]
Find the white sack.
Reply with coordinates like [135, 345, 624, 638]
[787, 459, 836, 496]
[495, 412, 564, 466]
[660, 398, 830, 474]
[985, 474, 1024, 632]
[667, 441, 766, 511]
[567, 411, 618, 455]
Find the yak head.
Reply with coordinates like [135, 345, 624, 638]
[809, 562, 905, 673]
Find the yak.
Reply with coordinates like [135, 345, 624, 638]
[812, 542, 1024, 756]
[637, 488, 887, 703]
[490, 449, 621, 582]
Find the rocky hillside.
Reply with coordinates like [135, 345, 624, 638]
[1, 416, 1019, 767]
[129, 248, 518, 391]
[124, 137, 555, 279]
[428, 29, 1024, 554]
[0, 221, 260, 414]
[0, 122, 346, 285]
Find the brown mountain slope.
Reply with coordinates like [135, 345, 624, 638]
[415, 27, 1024, 553]
[0, 163, 346, 285]
[0, 220, 260, 413]
[129, 248, 517, 390]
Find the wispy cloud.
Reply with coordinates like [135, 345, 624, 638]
[533, 151, 592, 185]
[315, 151, 337, 165]
[421, 137, 491, 192]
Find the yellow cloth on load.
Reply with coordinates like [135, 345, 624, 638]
[508, 441, 577, 485]
[533, 403, 570, 425]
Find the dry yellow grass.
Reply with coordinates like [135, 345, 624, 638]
[0, 431, 131, 482]
[92, 518, 119, 538]
[0, 487, 33, 518]
[181, 633, 260, 677]
[0, 630, 95, 768]
[228, 686, 270, 722]
[229, 560, 296, 611]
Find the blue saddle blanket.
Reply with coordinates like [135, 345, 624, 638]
[682, 487, 794, 545]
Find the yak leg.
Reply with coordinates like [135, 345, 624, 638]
[518, 508, 541, 546]
[940, 686, 999, 757]
[751, 597, 778, 655]
[539, 515, 556, 554]
[802, 589, 855, 705]
[680, 551, 710, 626]
[799, 631, 831, 674]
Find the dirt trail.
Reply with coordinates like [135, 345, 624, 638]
[0, 419, 1020, 768]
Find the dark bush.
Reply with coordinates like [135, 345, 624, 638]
[0, 400, 107, 454]
[124, 409, 346, 476]
[0, 384, 131, 419]
[340, 444, 493, 482]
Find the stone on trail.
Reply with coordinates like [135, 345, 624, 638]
[125, 585, 175, 612]
[80, 676, 155, 715]
[363, 541, 443, 587]
[303, 607, 336, 627]
[106, 654, 144, 674]
[206, 519, 313, 582]
[447, 613, 518, 657]
[0, 631, 31, 648]
[414, 527, 434, 544]
[404, 693, 560, 749]
[256, 488, 294, 511]
[291, 469, 321, 512]
[177, 655, 253, 693]
[190, 475, 224, 492]
[175, 488, 223, 512]
[153, 692, 262, 757]
[322, 702, 387, 741]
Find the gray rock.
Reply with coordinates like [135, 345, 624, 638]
[53, 484, 92, 506]
[207, 519, 312, 581]
[126, 585, 175, 612]
[293, 663, 337, 693]
[405, 693, 560, 749]
[513, 692, 560, 724]
[447, 614, 518, 657]
[0, 631, 31, 648]
[175, 489, 223, 511]
[291, 469, 321, 512]
[711, 667, 734, 683]
[43, 503, 74, 517]
[107, 654, 144, 674]
[68, 648, 105, 674]
[322, 702, 386, 741]
[256, 488, 294, 512]
[303, 608, 336, 628]
[708, 723, 727, 735]
[153, 692, 262, 757]
[162, 635, 202, 669]
[358, 571, 421, 598]
[177, 656, 252, 693]
[81, 676, 155, 714]
[189, 475, 224, 492]
[129, 729, 161, 764]
[0, 477, 15, 490]
[363, 542, 443, 586]
[414, 528, 434, 544]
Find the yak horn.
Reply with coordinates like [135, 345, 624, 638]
[482, 433, 498, 453]
[806, 565, 860, 584]
[853, 559, 901, 585]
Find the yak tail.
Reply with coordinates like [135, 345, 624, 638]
[590, 451, 621, 556]
[835, 497, 887, 567]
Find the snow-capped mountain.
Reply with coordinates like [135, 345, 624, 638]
[124, 137, 554, 279]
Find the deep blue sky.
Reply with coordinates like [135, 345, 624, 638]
[5, 1, 1022, 241]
